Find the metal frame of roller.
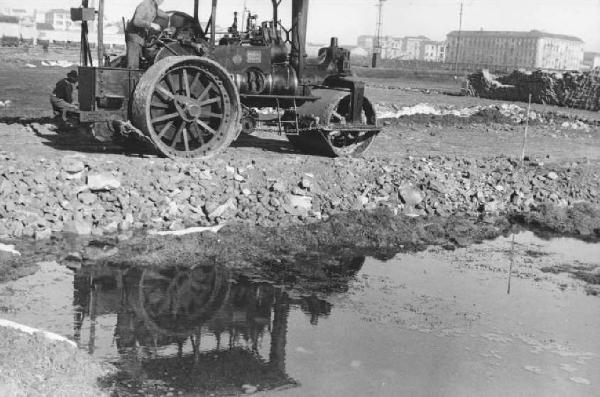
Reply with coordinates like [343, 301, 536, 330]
[284, 89, 378, 157]
[72, 0, 381, 159]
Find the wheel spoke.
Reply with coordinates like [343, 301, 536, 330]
[157, 121, 174, 139]
[190, 72, 201, 94]
[197, 97, 220, 107]
[197, 83, 216, 102]
[195, 119, 217, 136]
[199, 111, 223, 119]
[151, 101, 170, 109]
[171, 122, 185, 148]
[182, 124, 191, 152]
[155, 85, 174, 101]
[164, 74, 177, 95]
[151, 113, 179, 124]
[189, 123, 206, 145]
[182, 69, 191, 97]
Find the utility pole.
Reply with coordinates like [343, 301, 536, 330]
[453, 1, 463, 72]
[97, 0, 104, 66]
[372, 0, 386, 68]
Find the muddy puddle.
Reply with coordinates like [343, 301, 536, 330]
[0, 231, 598, 396]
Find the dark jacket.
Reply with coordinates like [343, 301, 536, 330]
[126, 0, 168, 45]
[52, 78, 75, 103]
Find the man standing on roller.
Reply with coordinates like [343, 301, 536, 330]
[126, 0, 169, 69]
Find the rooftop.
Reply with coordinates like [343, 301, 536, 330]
[405, 35, 431, 41]
[0, 15, 19, 24]
[45, 9, 71, 15]
[446, 30, 583, 43]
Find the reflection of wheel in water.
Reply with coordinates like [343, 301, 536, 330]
[137, 266, 230, 337]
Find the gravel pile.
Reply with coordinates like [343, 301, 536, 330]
[1, 149, 599, 240]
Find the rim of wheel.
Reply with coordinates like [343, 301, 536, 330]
[134, 57, 241, 159]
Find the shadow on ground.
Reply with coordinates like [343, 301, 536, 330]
[1, 116, 306, 158]
[230, 133, 301, 155]
[0, 116, 154, 157]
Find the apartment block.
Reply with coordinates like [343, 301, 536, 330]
[357, 34, 446, 62]
[446, 30, 584, 71]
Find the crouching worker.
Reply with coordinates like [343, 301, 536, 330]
[50, 70, 79, 121]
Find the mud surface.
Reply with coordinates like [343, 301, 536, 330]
[0, 231, 598, 396]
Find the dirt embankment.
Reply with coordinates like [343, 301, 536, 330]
[0, 326, 113, 396]
[102, 209, 510, 268]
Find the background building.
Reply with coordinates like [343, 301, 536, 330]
[0, 7, 125, 47]
[1, 8, 29, 19]
[357, 35, 446, 62]
[583, 52, 600, 70]
[420, 40, 446, 62]
[403, 36, 430, 60]
[357, 35, 374, 50]
[45, 9, 79, 31]
[446, 30, 584, 71]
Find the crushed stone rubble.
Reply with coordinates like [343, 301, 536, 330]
[467, 68, 600, 111]
[0, 150, 599, 240]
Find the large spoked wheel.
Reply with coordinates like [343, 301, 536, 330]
[285, 89, 379, 157]
[132, 56, 241, 159]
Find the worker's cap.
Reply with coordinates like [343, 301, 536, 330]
[67, 70, 78, 79]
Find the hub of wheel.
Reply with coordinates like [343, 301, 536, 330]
[173, 95, 204, 122]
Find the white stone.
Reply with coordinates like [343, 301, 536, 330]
[87, 173, 121, 191]
[289, 195, 312, 211]
[208, 198, 237, 219]
[0, 243, 20, 256]
[63, 219, 92, 235]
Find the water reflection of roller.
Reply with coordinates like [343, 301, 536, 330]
[73, 256, 364, 394]
[135, 265, 231, 338]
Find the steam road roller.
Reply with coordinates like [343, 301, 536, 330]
[71, 0, 380, 159]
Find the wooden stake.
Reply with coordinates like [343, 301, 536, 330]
[520, 93, 532, 167]
[508, 233, 515, 294]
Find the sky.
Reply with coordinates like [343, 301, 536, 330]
[2, 0, 599, 51]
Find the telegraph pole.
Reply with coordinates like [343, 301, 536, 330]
[372, 0, 386, 68]
[453, 1, 463, 72]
